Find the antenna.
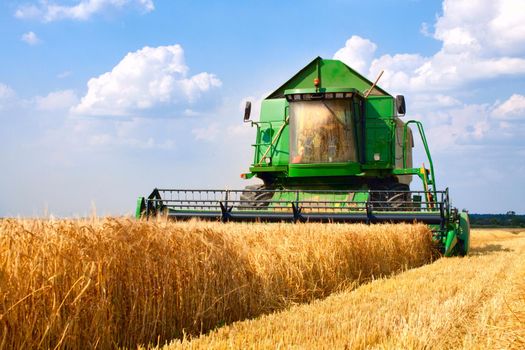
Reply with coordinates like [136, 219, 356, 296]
[365, 70, 384, 98]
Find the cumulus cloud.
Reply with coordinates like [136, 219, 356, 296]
[492, 94, 525, 120]
[333, 35, 377, 74]
[410, 94, 461, 110]
[336, 1, 525, 93]
[64, 116, 177, 150]
[368, 53, 426, 92]
[15, 0, 154, 22]
[411, 93, 525, 154]
[72, 45, 222, 116]
[422, 104, 492, 152]
[331, 1, 525, 155]
[21, 31, 40, 45]
[35, 90, 78, 111]
[434, 0, 525, 56]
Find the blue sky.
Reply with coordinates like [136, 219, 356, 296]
[1, 0, 524, 216]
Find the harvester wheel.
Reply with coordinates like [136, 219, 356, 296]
[386, 183, 411, 210]
[371, 183, 411, 211]
[239, 184, 273, 210]
[457, 212, 470, 256]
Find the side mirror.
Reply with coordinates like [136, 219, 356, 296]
[243, 101, 252, 122]
[396, 95, 406, 115]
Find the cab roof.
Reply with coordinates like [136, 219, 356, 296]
[267, 57, 389, 99]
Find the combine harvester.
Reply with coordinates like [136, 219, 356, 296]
[137, 57, 470, 257]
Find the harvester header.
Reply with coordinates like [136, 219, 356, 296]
[137, 57, 470, 257]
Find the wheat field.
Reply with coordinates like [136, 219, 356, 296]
[0, 218, 435, 349]
[163, 229, 525, 350]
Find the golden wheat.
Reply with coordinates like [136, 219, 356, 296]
[0, 218, 434, 349]
[163, 229, 525, 350]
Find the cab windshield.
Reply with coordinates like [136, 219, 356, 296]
[289, 99, 357, 164]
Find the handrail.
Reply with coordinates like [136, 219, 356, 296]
[257, 117, 289, 165]
[253, 121, 275, 165]
[402, 120, 438, 200]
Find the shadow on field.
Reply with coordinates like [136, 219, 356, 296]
[470, 244, 512, 255]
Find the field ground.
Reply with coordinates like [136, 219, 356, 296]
[167, 229, 525, 349]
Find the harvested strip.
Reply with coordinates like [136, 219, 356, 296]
[0, 219, 434, 349]
[166, 230, 525, 349]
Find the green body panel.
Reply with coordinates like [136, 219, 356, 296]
[268, 58, 388, 98]
[265, 190, 369, 210]
[135, 197, 144, 219]
[392, 168, 422, 175]
[365, 96, 394, 118]
[250, 165, 288, 173]
[442, 212, 471, 257]
[288, 162, 362, 177]
[364, 96, 395, 168]
[444, 230, 458, 257]
[253, 99, 289, 167]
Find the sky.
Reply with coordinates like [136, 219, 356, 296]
[1, 0, 524, 216]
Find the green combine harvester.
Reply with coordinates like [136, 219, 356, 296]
[137, 57, 470, 257]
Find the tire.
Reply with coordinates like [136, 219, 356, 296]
[370, 183, 411, 211]
[239, 184, 273, 210]
[457, 212, 470, 256]
[386, 183, 411, 211]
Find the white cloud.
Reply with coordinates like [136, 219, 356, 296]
[420, 22, 432, 37]
[72, 45, 221, 116]
[434, 0, 525, 56]
[369, 51, 525, 94]
[410, 94, 461, 110]
[183, 109, 200, 117]
[492, 94, 525, 120]
[192, 123, 220, 141]
[368, 53, 426, 93]
[411, 93, 525, 154]
[338, 1, 525, 93]
[57, 70, 72, 79]
[35, 90, 78, 111]
[66, 116, 176, 150]
[0, 83, 16, 109]
[422, 104, 492, 152]
[333, 35, 377, 74]
[87, 133, 174, 149]
[15, 0, 154, 22]
[0, 83, 15, 99]
[21, 31, 40, 45]
[489, 0, 525, 55]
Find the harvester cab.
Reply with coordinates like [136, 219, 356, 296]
[137, 57, 470, 257]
